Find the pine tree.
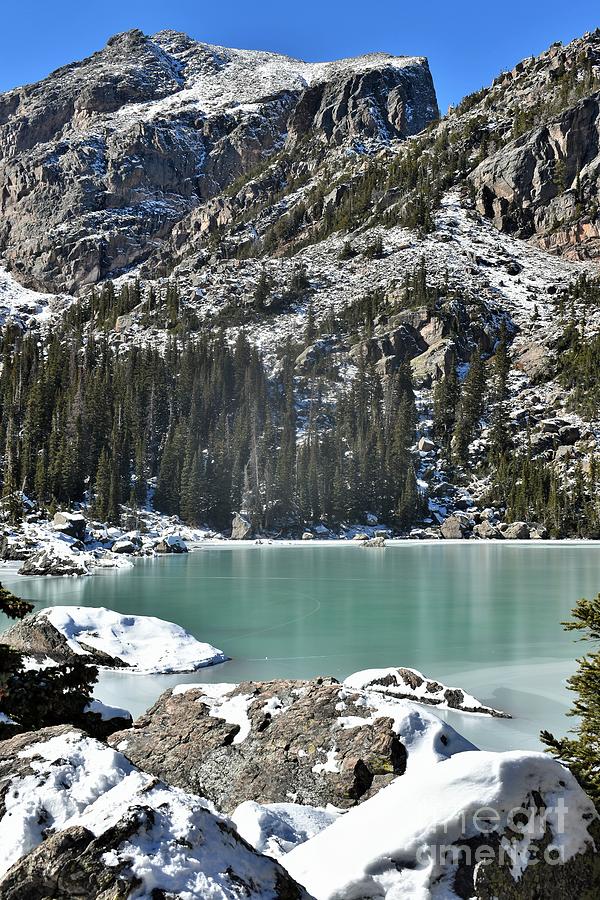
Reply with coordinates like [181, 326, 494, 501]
[433, 365, 459, 455]
[541, 593, 600, 806]
[254, 269, 272, 311]
[93, 449, 111, 521]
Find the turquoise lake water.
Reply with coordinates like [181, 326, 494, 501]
[1, 542, 598, 752]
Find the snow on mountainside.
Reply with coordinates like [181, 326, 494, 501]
[0, 266, 72, 328]
[115, 31, 430, 122]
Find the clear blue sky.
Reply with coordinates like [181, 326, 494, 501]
[1, 1, 598, 112]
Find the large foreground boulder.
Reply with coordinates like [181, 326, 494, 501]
[283, 748, 600, 900]
[109, 677, 473, 813]
[1, 606, 227, 673]
[0, 726, 309, 900]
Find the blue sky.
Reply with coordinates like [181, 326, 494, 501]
[1, 2, 598, 111]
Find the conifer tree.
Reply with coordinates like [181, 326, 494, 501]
[542, 593, 600, 807]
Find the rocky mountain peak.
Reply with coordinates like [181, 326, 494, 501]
[0, 30, 437, 292]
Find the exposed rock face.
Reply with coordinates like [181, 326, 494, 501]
[0, 726, 309, 900]
[471, 92, 600, 258]
[286, 57, 438, 147]
[108, 677, 472, 814]
[0, 30, 438, 292]
[231, 511, 253, 540]
[473, 818, 600, 900]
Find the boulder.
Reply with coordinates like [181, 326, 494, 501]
[284, 747, 600, 900]
[110, 538, 137, 554]
[0, 535, 36, 561]
[352, 533, 369, 541]
[362, 536, 386, 548]
[108, 677, 472, 814]
[52, 511, 87, 541]
[1, 611, 128, 668]
[344, 667, 509, 717]
[0, 726, 309, 900]
[231, 512, 253, 541]
[530, 523, 549, 540]
[440, 516, 468, 540]
[301, 531, 314, 540]
[418, 437, 436, 453]
[558, 424, 581, 445]
[503, 521, 530, 540]
[1, 606, 226, 673]
[18, 544, 90, 576]
[472, 520, 504, 540]
[154, 534, 188, 553]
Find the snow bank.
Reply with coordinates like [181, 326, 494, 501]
[344, 666, 509, 716]
[232, 800, 342, 859]
[283, 749, 598, 899]
[0, 731, 304, 898]
[41, 606, 228, 673]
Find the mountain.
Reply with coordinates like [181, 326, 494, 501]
[0, 29, 437, 292]
[0, 28, 599, 542]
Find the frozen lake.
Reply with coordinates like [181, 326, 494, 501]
[2, 541, 598, 752]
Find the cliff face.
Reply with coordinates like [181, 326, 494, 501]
[467, 33, 600, 259]
[471, 93, 600, 258]
[0, 30, 438, 292]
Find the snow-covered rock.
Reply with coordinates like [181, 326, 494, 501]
[344, 667, 510, 717]
[154, 533, 188, 553]
[51, 511, 87, 541]
[108, 677, 475, 813]
[2, 606, 228, 674]
[18, 542, 91, 576]
[283, 749, 599, 900]
[0, 726, 309, 899]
